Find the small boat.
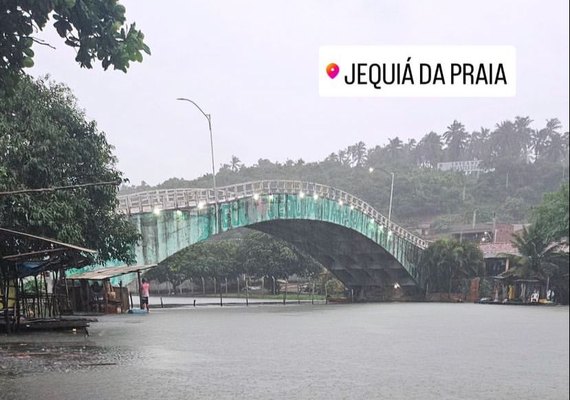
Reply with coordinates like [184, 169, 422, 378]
[476, 297, 556, 306]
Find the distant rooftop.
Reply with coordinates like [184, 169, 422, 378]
[480, 243, 519, 258]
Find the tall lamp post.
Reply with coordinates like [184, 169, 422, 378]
[369, 167, 395, 226]
[177, 98, 219, 230]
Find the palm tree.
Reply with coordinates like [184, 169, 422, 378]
[419, 239, 484, 298]
[514, 116, 533, 161]
[349, 141, 367, 167]
[443, 120, 469, 161]
[414, 131, 443, 167]
[532, 118, 562, 161]
[338, 149, 351, 166]
[230, 155, 242, 172]
[544, 132, 566, 163]
[468, 127, 490, 161]
[384, 137, 403, 162]
[502, 225, 568, 297]
[532, 127, 548, 160]
[403, 138, 417, 164]
[544, 119, 564, 162]
[491, 117, 532, 163]
[324, 152, 339, 163]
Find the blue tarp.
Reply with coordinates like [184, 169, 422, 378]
[15, 261, 53, 278]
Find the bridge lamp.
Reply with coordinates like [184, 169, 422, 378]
[253, 193, 260, 201]
[197, 201, 206, 210]
[370, 217, 375, 223]
[299, 191, 305, 199]
[313, 193, 319, 200]
[350, 204, 354, 210]
[153, 206, 161, 216]
[368, 167, 395, 226]
[176, 210, 183, 217]
[338, 199, 343, 206]
[393, 282, 401, 289]
[268, 194, 274, 201]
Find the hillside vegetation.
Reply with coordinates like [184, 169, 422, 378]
[122, 117, 569, 231]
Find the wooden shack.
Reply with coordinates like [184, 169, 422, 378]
[66, 264, 156, 313]
[0, 227, 96, 333]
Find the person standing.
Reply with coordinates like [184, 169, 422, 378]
[141, 278, 150, 312]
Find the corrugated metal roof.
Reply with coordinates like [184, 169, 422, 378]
[67, 264, 157, 280]
[480, 243, 520, 258]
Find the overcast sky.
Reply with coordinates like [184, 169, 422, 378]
[31, 0, 569, 186]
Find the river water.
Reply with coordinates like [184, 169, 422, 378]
[1, 303, 568, 400]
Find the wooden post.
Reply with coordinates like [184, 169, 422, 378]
[283, 279, 288, 305]
[34, 276, 40, 317]
[20, 279, 27, 320]
[311, 281, 315, 305]
[245, 275, 249, 306]
[64, 271, 71, 313]
[3, 277, 10, 334]
[43, 273, 51, 317]
[137, 270, 142, 309]
[119, 281, 124, 313]
[83, 280, 91, 313]
[15, 279, 20, 332]
[52, 270, 58, 316]
[103, 279, 109, 314]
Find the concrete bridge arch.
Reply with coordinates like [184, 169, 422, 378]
[117, 181, 428, 300]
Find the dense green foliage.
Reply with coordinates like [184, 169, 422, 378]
[506, 184, 570, 303]
[123, 117, 569, 231]
[418, 239, 484, 295]
[127, 116, 567, 294]
[532, 183, 569, 244]
[507, 226, 567, 281]
[0, 76, 139, 263]
[152, 230, 322, 280]
[144, 230, 323, 292]
[0, 0, 149, 92]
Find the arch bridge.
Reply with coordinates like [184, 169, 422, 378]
[117, 180, 428, 301]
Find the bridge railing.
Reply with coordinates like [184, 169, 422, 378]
[117, 180, 427, 249]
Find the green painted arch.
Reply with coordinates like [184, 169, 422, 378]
[119, 181, 427, 289]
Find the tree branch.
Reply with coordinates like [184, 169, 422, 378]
[0, 180, 122, 196]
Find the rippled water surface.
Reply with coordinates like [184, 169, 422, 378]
[1, 303, 568, 400]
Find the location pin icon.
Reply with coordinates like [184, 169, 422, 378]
[326, 63, 339, 79]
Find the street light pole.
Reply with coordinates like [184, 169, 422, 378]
[388, 171, 394, 225]
[370, 167, 395, 226]
[177, 98, 219, 231]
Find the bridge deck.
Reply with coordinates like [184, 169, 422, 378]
[117, 180, 427, 249]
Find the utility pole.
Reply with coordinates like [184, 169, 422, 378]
[493, 212, 497, 244]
